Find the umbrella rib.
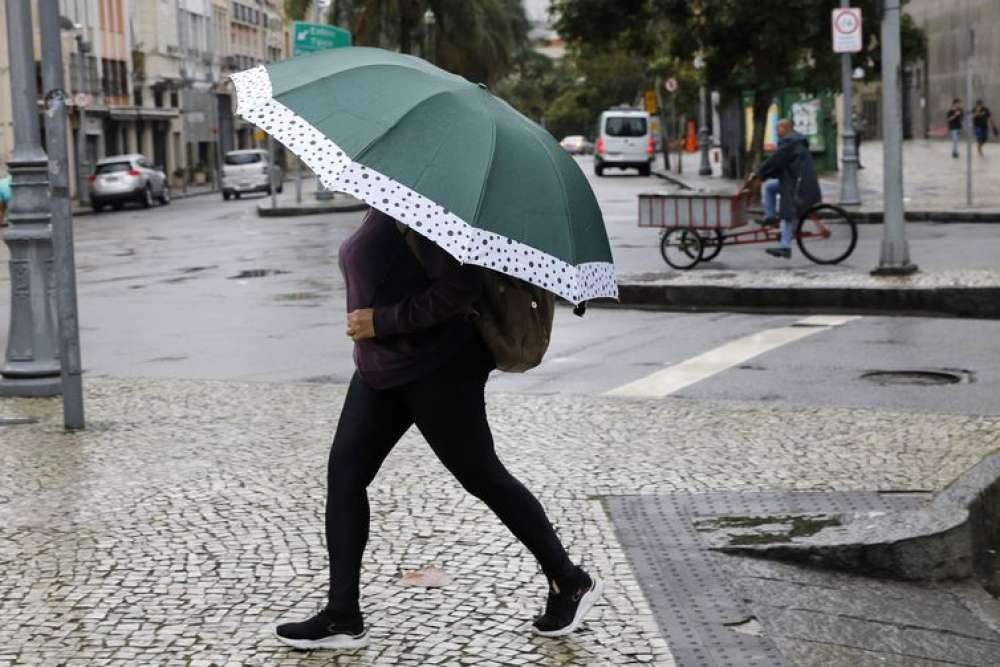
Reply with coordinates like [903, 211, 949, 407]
[518, 119, 577, 270]
[469, 92, 498, 237]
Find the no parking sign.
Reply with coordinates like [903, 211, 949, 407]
[832, 7, 863, 53]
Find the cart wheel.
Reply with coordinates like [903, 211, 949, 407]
[796, 204, 858, 265]
[660, 227, 703, 269]
[697, 229, 724, 261]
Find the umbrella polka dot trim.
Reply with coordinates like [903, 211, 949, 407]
[231, 66, 618, 304]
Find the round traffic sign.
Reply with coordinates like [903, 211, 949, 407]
[834, 9, 860, 34]
[73, 92, 91, 108]
[664, 77, 678, 93]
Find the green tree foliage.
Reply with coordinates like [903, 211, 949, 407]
[553, 0, 926, 161]
[329, 0, 529, 85]
[284, 0, 313, 21]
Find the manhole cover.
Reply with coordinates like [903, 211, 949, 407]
[0, 416, 39, 426]
[228, 269, 290, 280]
[861, 369, 971, 386]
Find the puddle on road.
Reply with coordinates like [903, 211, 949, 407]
[228, 269, 291, 280]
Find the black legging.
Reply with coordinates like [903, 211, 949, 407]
[325, 337, 573, 615]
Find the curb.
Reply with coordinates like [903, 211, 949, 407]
[257, 199, 368, 217]
[706, 452, 1000, 582]
[651, 170, 1000, 223]
[71, 187, 220, 218]
[614, 282, 1000, 319]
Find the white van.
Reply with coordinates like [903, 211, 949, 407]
[593, 108, 654, 176]
[221, 149, 283, 200]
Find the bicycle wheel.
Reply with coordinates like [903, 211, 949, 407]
[796, 204, 858, 264]
[660, 227, 703, 269]
[698, 229, 724, 261]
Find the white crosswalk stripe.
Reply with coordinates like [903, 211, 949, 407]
[605, 315, 861, 398]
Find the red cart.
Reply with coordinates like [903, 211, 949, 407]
[638, 190, 857, 269]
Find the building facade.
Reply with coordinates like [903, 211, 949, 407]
[0, 0, 288, 199]
[857, 0, 1000, 141]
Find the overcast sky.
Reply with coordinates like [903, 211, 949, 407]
[523, 0, 552, 25]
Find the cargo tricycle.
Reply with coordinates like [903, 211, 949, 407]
[638, 188, 858, 269]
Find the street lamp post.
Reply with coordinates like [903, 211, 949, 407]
[423, 9, 436, 64]
[872, 0, 917, 276]
[694, 53, 712, 176]
[837, 0, 862, 206]
[0, 0, 62, 397]
[39, 3, 85, 428]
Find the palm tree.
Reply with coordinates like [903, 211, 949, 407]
[334, 0, 529, 85]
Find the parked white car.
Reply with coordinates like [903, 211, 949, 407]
[89, 154, 170, 212]
[593, 108, 654, 176]
[221, 149, 283, 200]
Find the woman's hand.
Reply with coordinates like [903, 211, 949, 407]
[347, 308, 376, 341]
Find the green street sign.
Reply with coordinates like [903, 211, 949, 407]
[292, 22, 352, 56]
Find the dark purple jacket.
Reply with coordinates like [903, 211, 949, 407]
[338, 208, 481, 389]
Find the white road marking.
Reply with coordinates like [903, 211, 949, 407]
[605, 315, 861, 398]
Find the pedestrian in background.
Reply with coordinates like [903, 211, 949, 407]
[972, 100, 995, 157]
[274, 208, 603, 651]
[851, 109, 866, 169]
[0, 174, 11, 227]
[947, 98, 964, 158]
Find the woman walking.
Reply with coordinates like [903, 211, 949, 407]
[273, 208, 603, 650]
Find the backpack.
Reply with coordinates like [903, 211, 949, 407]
[398, 224, 554, 372]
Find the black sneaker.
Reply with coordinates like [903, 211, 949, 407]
[532, 569, 604, 637]
[754, 216, 780, 227]
[274, 607, 369, 650]
[765, 247, 791, 259]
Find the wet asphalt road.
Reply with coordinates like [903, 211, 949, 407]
[0, 159, 998, 414]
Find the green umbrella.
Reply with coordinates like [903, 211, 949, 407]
[231, 47, 616, 304]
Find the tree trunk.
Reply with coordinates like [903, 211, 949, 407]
[750, 92, 773, 168]
[399, 13, 412, 53]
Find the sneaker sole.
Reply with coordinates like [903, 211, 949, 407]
[532, 577, 605, 638]
[274, 628, 369, 651]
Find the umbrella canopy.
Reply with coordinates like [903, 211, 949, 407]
[230, 47, 616, 304]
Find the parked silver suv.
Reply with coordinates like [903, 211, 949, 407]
[90, 154, 170, 212]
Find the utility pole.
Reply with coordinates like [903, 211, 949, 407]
[838, 0, 862, 205]
[872, 0, 917, 276]
[40, 0, 85, 428]
[0, 0, 62, 397]
[269, 135, 278, 209]
[965, 27, 974, 208]
[74, 33, 91, 204]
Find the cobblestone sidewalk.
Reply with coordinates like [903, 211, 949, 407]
[1, 378, 998, 665]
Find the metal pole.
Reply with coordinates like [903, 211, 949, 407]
[40, 0, 85, 428]
[74, 34, 90, 205]
[0, 0, 62, 397]
[966, 28, 974, 208]
[872, 0, 917, 276]
[698, 84, 712, 175]
[269, 136, 278, 209]
[295, 158, 303, 204]
[838, 0, 861, 205]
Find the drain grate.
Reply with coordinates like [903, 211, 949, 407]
[227, 269, 290, 280]
[862, 368, 972, 386]
[0, 416, 39, 426]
